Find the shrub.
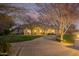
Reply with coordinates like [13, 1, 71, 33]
[0, 38, 11, 56]
[4, 29, 10, 35]
[56, 35, 61, 42]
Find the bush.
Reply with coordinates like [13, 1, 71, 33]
[47, 33, 55, 35]
[4, 29, 10, 35]
[0, 32, 4, 35]
[0, 38, 11, 56]
[0, 29, 10, 36]
[56, 35, 61, 42]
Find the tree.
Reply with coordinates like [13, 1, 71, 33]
[66, 24, 76, 34]
[36, 3, 79, 42]
[0, 13, 13, 35]
[0, 4, 27, 35]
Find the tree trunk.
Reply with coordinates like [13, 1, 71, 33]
[31, 28, 33, 35]
[60, 31, 64, 42]
[60, 19, 64, 42]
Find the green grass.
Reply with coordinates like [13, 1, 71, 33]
[0, 35, 41, 43]
[63, 34, 74, 43]
[56, 34, 74, 43]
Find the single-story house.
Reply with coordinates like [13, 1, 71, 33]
[24, 26, 55, 35]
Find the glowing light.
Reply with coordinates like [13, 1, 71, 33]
[32, 27, 44, 35]
[24, 26, 55, 35]
[34, 30, 37, 33]
[27, 29, 31, 33]
[51, 29, 55, 33]
[47, 29, 55, 34]
[77, 34, 79, 38]
[39, 30, 42, 33]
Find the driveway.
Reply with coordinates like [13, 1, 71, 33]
[11, 35, 79, 56]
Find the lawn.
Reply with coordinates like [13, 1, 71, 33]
[56, 34, 74, 43]
[63, 34, 74, 43]
[0, 35, 41, 43]
[0, 35, 41, 55]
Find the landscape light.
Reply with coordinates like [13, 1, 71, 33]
[77, 34, 79, 38]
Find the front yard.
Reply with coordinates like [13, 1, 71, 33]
[0, 34, 75, 55]
[0, 35, 41, 43]
[0, 35, 41, 55]
[63, 34, 74, 43]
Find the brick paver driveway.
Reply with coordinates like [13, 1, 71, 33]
[11, 35, 79, 56]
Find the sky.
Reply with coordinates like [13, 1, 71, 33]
[7, 3, 41, 24]
[8, 3, 79, 29]
[1, 3, 79, 29]
[9, 3, 39, 10]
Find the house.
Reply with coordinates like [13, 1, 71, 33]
[24, 26, 55, 36]
[10, 23, 56, 35]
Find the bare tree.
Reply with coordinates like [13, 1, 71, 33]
[36, 3, 79, 42]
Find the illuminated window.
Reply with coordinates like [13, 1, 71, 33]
[27, 29, 31, 33]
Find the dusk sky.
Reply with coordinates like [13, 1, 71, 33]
[10, 4, 79, 29]
[7, 4, 41, 24]
[1, 3, 79, 29]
